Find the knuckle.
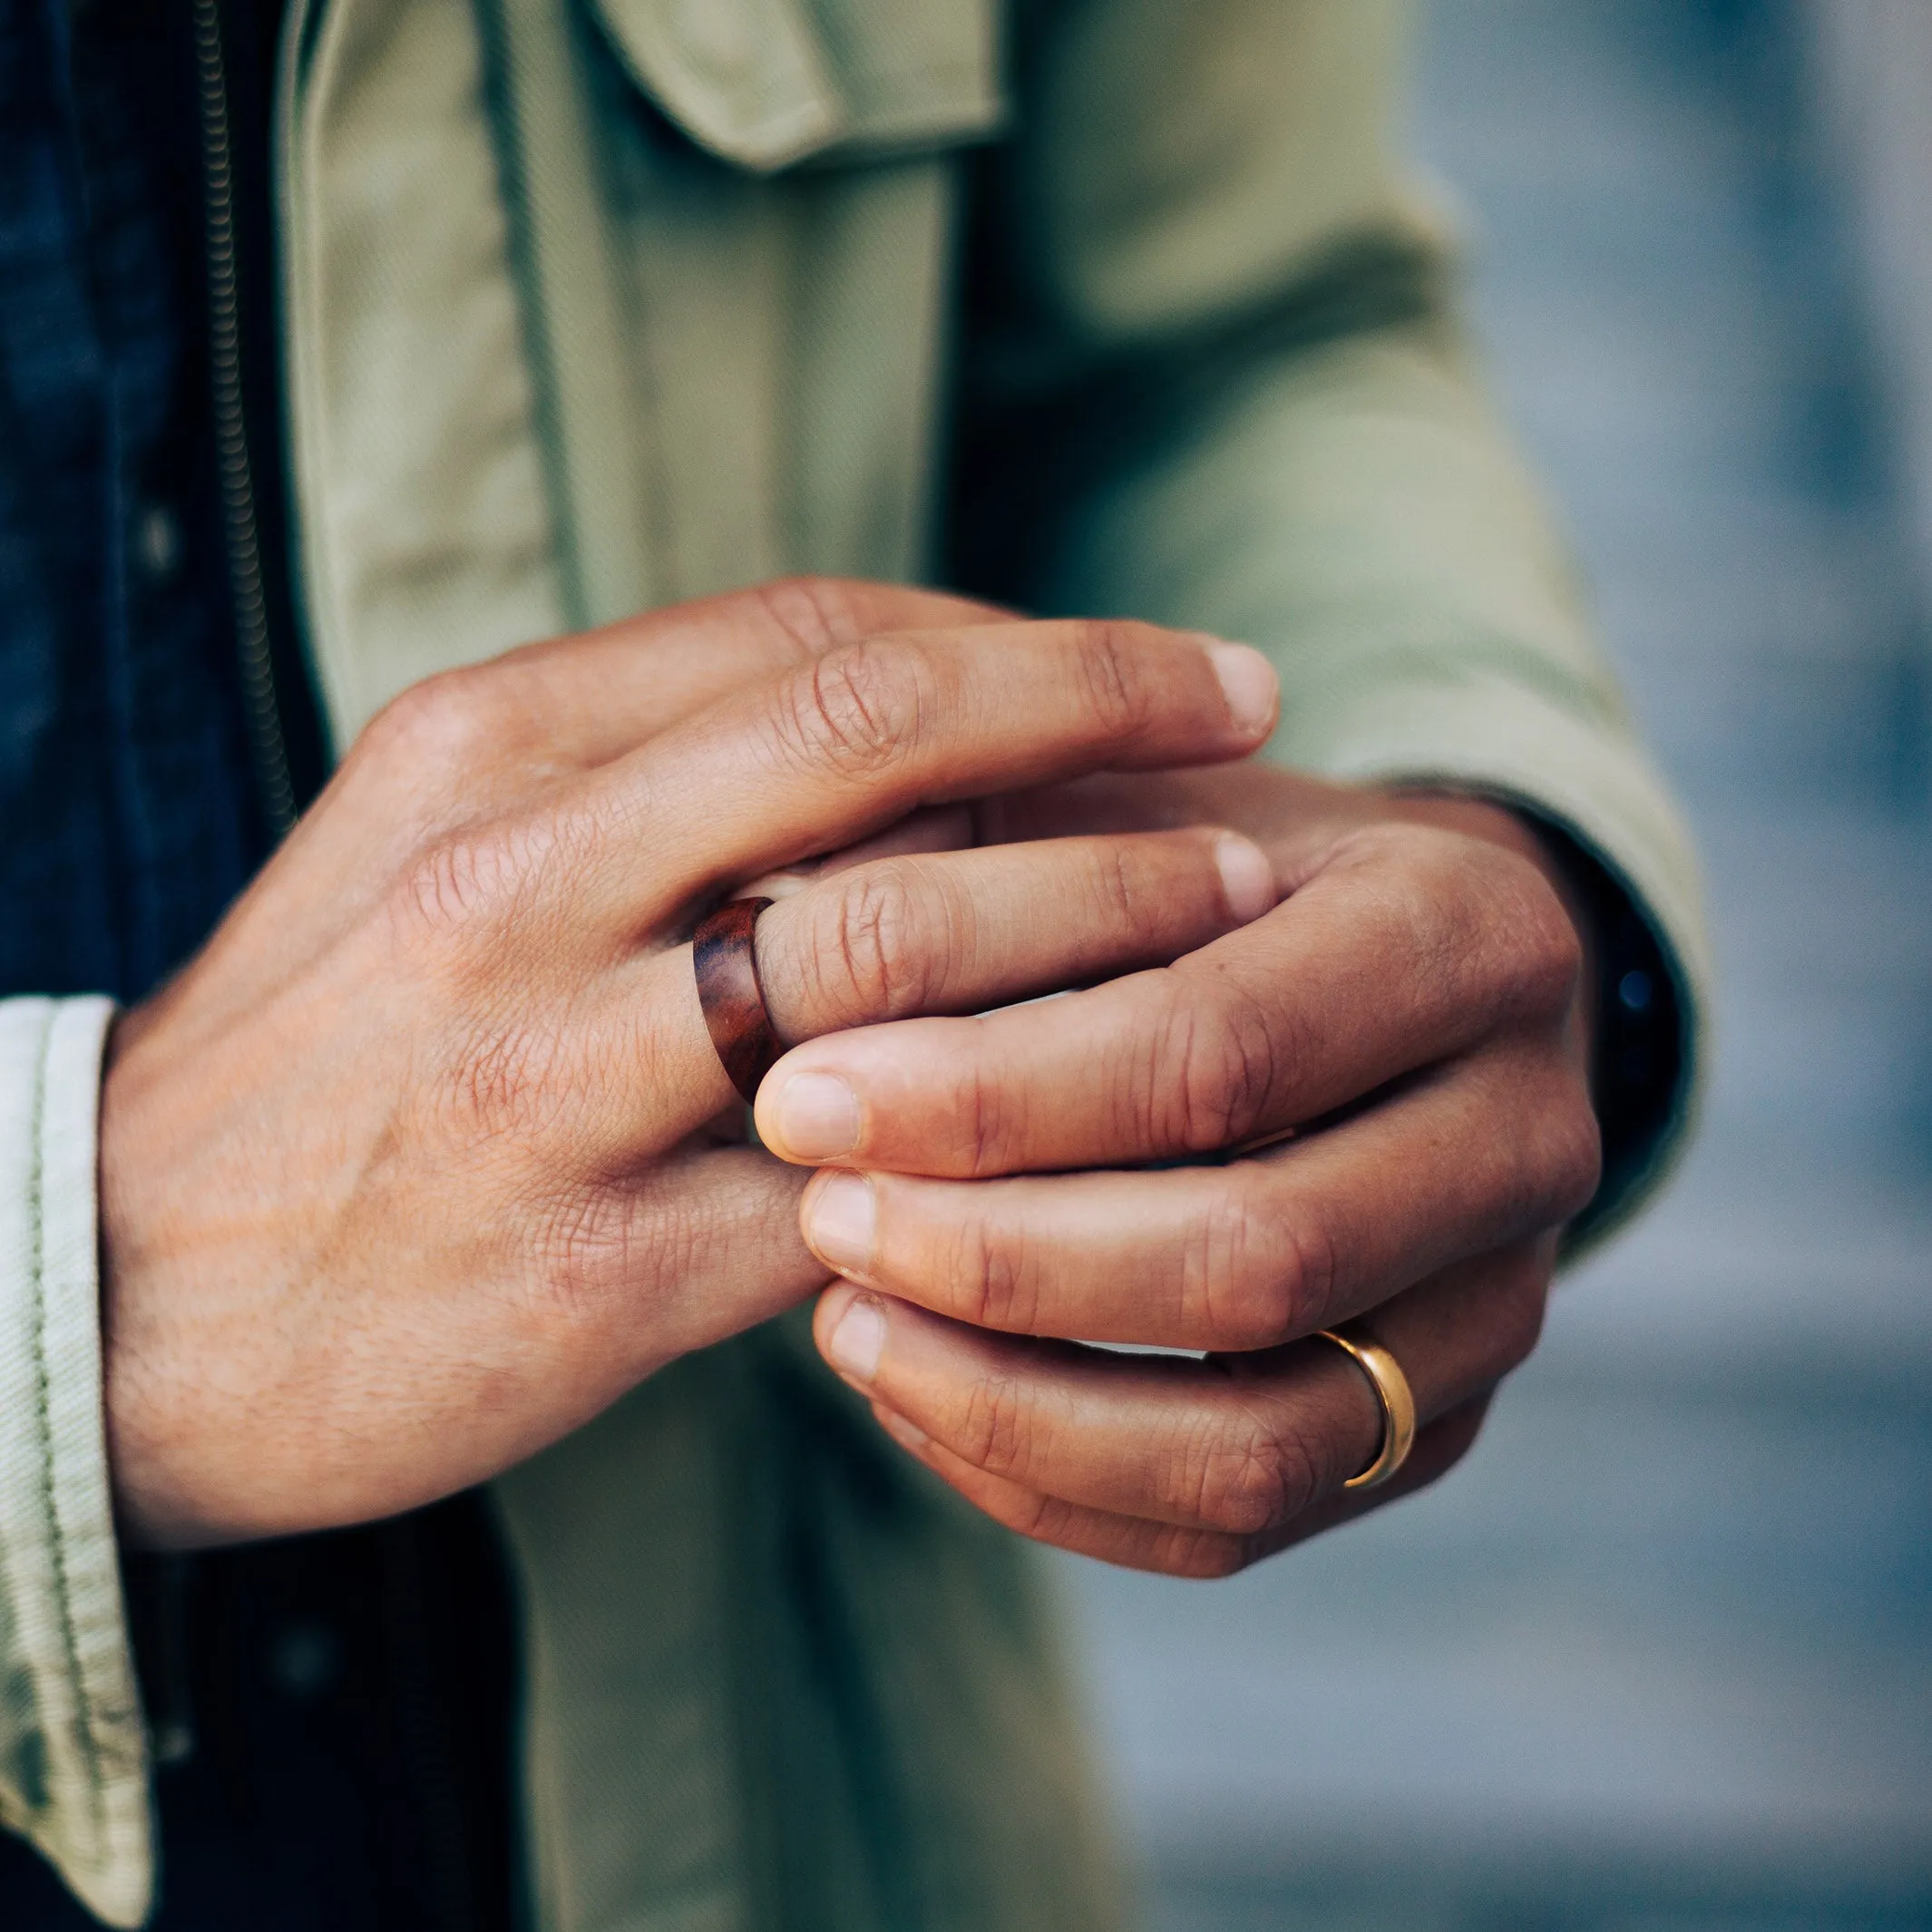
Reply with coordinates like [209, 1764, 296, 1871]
[806, 865, 927, 1024]
[1476, 852, 1586, 1025]
[1384, 829, 1486, 976]
[1068, 619, 1155, 739]
[390, 808, 569, 944]
[1186, 1410, 1316, 1536]
[1147, 990, 1280, 1154]
[524, 1178, 693, 1332]
[1472, 1254, 1551, 1381]
[1176, 1191, 1253, 1341]
[356, 666, 511, 778]
[1516, 884, 1586, 1020]
[453, 1020, 540, 1138]
[1497, 1056, 1602, 1232]
[957, 1058, 1020, 1178]
[1081, 839, 1165, 951]
[444, 1008, 590, 1150]
[752, 575, 869, 657]
[395, 833, 495, 937]
[528, 1187, 629, 1321]
[1496, 1273, 1550, 1372]
[1345, 826, 1585, 1032]
[1178, 1186, 1317, 1351]
[1219, 1195, 1340, 1348]
[1270, 1202, 1342, 1337]
[946, 1213, 1039, 1333]
[772, 640, 931, 780]
[1542, 1075, 1605, 1222]
[954, 1369, 1034, 1480]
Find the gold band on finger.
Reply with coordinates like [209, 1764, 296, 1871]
[1315, 1326, 1418, 1491]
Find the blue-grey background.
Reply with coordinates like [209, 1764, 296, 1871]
[1055, 3, 1932, 1927]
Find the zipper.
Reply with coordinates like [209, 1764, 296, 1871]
[191, 0, 298, 838]
[188, 23, 479, 1927]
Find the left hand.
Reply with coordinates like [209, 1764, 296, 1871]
[756, 765, 1603, 1576]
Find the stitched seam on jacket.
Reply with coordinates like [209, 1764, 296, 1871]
[470, 0, 591, 632]
[27, 1006, 105, 1836]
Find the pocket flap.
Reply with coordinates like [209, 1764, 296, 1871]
[585, 0, 1004, 172]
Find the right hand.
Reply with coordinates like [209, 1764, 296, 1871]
[98, 580, 1281, 1549]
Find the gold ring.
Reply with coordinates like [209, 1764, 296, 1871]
[1315, 1326, 1417, 1491]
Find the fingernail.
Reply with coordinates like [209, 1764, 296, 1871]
[828, 1294, 888, 1381]
[773, 1072, 860, 1160]
[1213, 833, 1276, 923]
[805, 1171, 876, 1273]
[1205, 641, 1279, 739]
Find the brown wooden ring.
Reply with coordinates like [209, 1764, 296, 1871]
[693, 897, 782, 1104]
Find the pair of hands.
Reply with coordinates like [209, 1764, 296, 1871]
[100, 580, 1599, 1574]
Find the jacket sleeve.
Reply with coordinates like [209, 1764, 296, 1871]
[0, 997, 152, 1927]
[953, 0, 1710, 1244]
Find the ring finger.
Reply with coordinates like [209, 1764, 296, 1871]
[894, 1398, 1493, 1577]
[808, 1238, 1549, 1544]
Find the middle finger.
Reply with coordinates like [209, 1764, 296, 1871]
[561, 617, 1280, 940]
[794, 1044, 1598, 1350]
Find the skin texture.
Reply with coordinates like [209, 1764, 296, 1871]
[100, 576, 1601, 1576]
[775, 766, 1602, 1576]
[99, 580, 1281, 1547]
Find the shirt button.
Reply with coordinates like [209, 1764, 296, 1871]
[268, 1620, 344, 1702]
[1617, 968, 1654, 1013]
[134, 503, 182, 583]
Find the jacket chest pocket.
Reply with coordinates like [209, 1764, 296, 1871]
[586, 0, 1005, 172]
[487, 0, 1009, 622]
[283, 0, 1003, 745]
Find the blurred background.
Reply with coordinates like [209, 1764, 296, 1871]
[1053, 3, 1932, 1927]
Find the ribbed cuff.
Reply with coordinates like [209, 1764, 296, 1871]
[0, 997, 152, 1927]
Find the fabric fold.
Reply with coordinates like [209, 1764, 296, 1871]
[0, 997, 151, 1928]
[584, 0, 1003, 172]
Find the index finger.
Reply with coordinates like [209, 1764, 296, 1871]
[563, 618, 1281, 936]
[445, 577, 1010, 768]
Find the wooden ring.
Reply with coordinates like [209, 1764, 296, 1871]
[692, 897, 782, 1103]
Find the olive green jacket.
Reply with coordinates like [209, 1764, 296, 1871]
[0, 2, 1708, 1926]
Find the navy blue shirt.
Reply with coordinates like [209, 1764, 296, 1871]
[1, 0, 278, 997]
[0, 3, 517, 1925]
